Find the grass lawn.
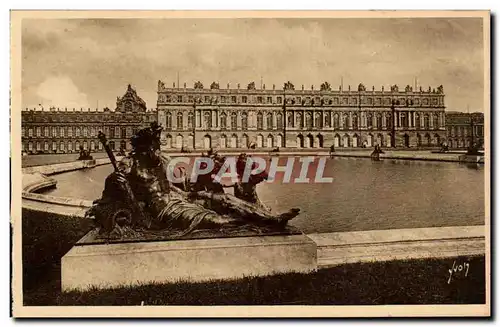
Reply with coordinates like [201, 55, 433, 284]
[21, 210, 486, 306]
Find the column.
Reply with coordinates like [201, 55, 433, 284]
[429, 112, 434, 129]
[349, 111, 353, 129]
[407, 112, 411, 128]
[412, 112, 416, 127]
[312, 110, 316, 128]
[393, 112, 397, 129]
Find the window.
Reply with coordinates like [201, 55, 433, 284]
[231, 112, 237, 129]
[176, 113, 183, 130]
[221, 96, 226, 104]
[44, 141, 49, 151]
[188, 96, 193, 103]
[204, 112, 212, 128]
[121, 127, 126, 138]
[232, 96, 237, 103]
[36, 127, 41, 137]
[277, 97, 282, 104]
[367, 98, 373, 105]
[83, 127, 88, 137]
[28, 128, 33, 137]
[98, 142, 103, 150]
[114, 126, 120, 138]
[166, 112, 172, 128]
[257, 96, 263, 104]
[343, 97, 348, 104]
[44, 127, 49, 137]
[90, 127, 95, 137]
[126, 127, 132, 137]
[28, 142, 33, 151]
[315, 113, 322, 129]
[68, 127, 73, 137]
[90, 141, 95, 151]
[325, 112, 331, 127]
[36, 142, 41, 151]
[277, 113, 283, 129]
[52, 127, 57, 137]
[334, 97, 339, 105]
[204, 96, 210, 103]
[60, 142, 65, 152]
[83, 141, 88, 150]
[242, 96, 247, 104]
[178, 95, 183, 103]
[352, 98, 358, 105]
[241, 113, 248, 130]
[305, 112, 312, 129]
[76, 127, 81, 137]
[166, 95, 171, 102]
[377, 114, 383, 129]
[188, 112, 194, 128]
[296, 113, 303, 129]
[22, 127, 25, 137]
[267, 113, 273, 130]
[220, 113, 227, 129]
[267, 97, 272, 104]
[366, 113, 373, 129]
[296, 97, 301, 105]
[257, 112, 263, 129]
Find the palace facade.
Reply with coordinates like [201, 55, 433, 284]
[21, 85, 156, 154]
[445, 112, 484, 149]
[156, 80, 447, 150]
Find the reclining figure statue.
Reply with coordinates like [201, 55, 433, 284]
[86, 123, 300, 239]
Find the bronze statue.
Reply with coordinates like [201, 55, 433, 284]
[86, 124, 300, 240]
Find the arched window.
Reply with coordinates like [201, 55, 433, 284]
[59, 141, 64, 152]
[324, 112, 331, 128]
[342, 113, 348, 130]
[52, 127, 57, 137]
[315, 112, 322, 129]
[76, 127, 81, 137]
[433, 114, 439, 129]
[305, 112, 313, 129]
[241, 113, 248, 130]
[188, 112, 194, 128]
[231, 112, 237, 129]
[352, 113, 358, 129]
[415, 114, 421, 129]
[267, 113, 273, 130]
[333, 114, 340, 128]
[277, 113, 283, 129]
[166, 112, 172, 128]
[204, 111, 212, 128]
[424, 114, 430, 129]
[28, 128, 33, 137]
[376, 114, 382, 129]
[287, 112, 294, 127]
[257, 112, 263, 130]
[36, 127, 41, 137]
[366, 113, 373, 129]
[121, 127, 126, 138]
[220, 113, 227, 129]
[44, 127, 49, 137]
[296, 112, 303, 129]
[177, 112, 183, 130]
[83, 127, 88, 137]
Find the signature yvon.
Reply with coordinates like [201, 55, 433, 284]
[448, 260, 470, 284]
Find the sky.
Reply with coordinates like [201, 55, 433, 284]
[21, 17, 485, 112]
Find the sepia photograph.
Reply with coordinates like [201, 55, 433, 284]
[10, 10, 490, 317]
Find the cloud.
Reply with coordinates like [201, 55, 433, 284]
[35, 76, 89, 109]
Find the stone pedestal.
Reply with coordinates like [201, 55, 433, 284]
[61, 232, 317, 291]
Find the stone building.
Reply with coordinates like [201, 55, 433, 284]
[445, 112, 484, 149]
[21, 85, 156, 154]
[156, 80, 447, 150]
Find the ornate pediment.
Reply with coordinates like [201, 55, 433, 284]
[116, 84, 147, 113]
